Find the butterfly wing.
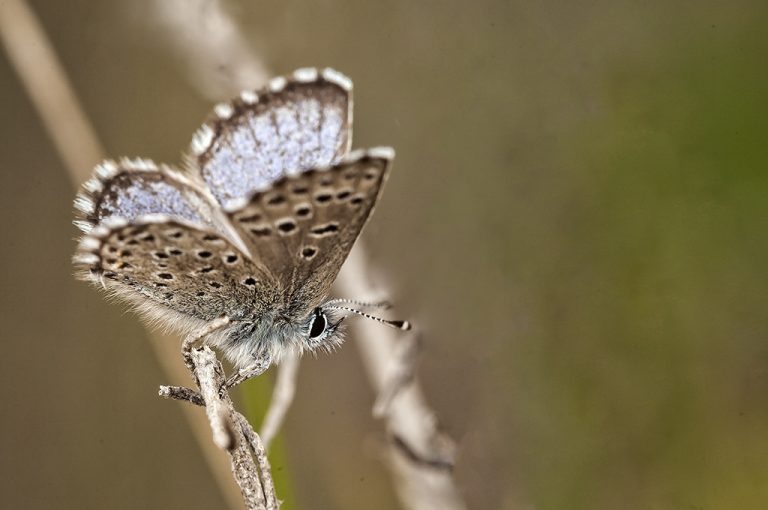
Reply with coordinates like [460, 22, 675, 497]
[188, 68, 353, 209]
[73, 158, 223, 232]
[74, 217, 273, 326]
[226, 148, 393, 315]
[74, 158, 255, 256]
[73, 160, 276, 332]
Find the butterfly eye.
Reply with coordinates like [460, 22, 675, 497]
[308, 309, 327, 339]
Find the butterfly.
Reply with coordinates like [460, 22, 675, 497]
[72, 68, 409, 382]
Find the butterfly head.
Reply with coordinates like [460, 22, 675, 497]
[291, 298, 411, 355]
[301, 305, 346, 352]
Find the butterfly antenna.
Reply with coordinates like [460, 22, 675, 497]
[325, 298, 392, 310]
[328, 305, 411, 331]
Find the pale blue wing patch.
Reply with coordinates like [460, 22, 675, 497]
[73, 158, 220, 234]
[189, 68, 352, 209]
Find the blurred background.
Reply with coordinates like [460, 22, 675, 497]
[2, 0, 768, 508]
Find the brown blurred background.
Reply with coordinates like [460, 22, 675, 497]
[2, 0, 768, 508]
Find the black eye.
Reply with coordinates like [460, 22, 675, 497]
[308, 309, 327, 339]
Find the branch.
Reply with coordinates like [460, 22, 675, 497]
[196, 347, 276, 509]
[373, 333, 421, 419]
[0, 0, 102, 180]
[161, 318, 278, 508]
[236, 412, 279, 510]
[161, 346, 276, 510]
[338, 246, 466, 510]
[149, 0, 269, 99]
[159, 384, 205, 406]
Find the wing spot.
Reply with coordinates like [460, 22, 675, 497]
[106, 258, 118, 265]
[107, 246, 118, 253]
[295, 205, 312, 218]
[243, 277, 257, 286]
[301, 246, 317, 259]
[320, 176, 333, 186]
[157, 263, 168, 268]
[250, 226, 272, 237]
[292, 185, 309, 195]
[350, 195, 365, 205]
[277, 219, 297, 234]
[314, 193, 332, 204]
[158, 273, 174, 280]
[364, 171, 378, 181]
[169, 249, 183, 256]
[154, 251, 169, 259]
[196, 291, 206, 297]
[310, 223, 340, 236]
[167, 231, 183, 239]
[203, 234, 221, 241]
[140, 234, 155, 242]
[238, 212, 263, 223]
[266, 194, 286, 206]
[155, 282, 168, 288]
[336, 190, 352, 201]
[343, 171, 356, 181]
[209, 281, 222, 289]
[225, 254, 239, 263]
[197, 250, 213, 258]
[126, 239, 139, 246]
[199, 266, 215, 273]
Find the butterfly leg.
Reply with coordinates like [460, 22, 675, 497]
[182, 315, 232, 374]
[224, 354, 273, 390]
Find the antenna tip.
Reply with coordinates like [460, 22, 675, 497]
[392, 320, 411, 331]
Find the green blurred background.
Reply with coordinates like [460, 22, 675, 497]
[1, 0, 767, 508]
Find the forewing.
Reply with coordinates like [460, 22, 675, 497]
[226, 148, 393, 313]
[74, 218, 275, 324]
[188, 68, 353, 208]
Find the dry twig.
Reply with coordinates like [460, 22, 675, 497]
[160, 347, 277, 510]
[149, 0, 269, 101]
[339, 247, 465, 510]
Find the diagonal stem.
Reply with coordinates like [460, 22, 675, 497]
[260, 352, 300, 450]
